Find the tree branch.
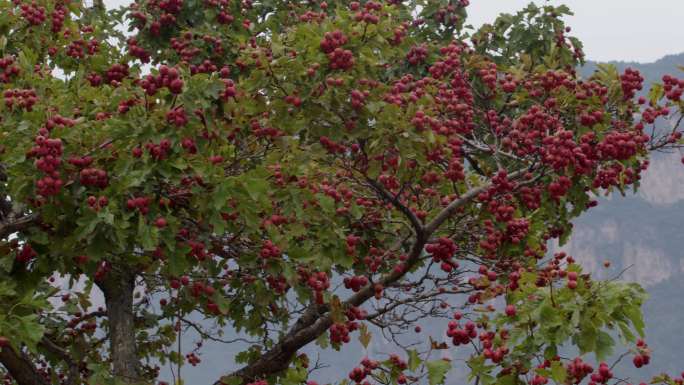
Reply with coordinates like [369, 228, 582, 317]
[424, 167, 528, 235]
[213, 168, 529, 384]
[0, 213, 39, 240]
[365, 178, 424, 234]
[0, 345, 49, 385]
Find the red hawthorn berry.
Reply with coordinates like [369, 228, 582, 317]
[505, 304, 516, 317]
[155, 217, 168, 228]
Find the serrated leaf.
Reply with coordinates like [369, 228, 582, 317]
[358, 322, 371, 348]
[405, 349, 420, 372]
[426, 360, 451, 385]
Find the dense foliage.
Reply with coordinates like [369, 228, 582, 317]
[0, 0, 683, 385]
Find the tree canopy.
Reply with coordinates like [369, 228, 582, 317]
[0, 1, 683, 385]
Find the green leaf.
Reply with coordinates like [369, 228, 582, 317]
[358, 322, 371, 348]
[243, 177, 270, 201]
[318, 195, 335, 213]
[595, 331, 614, 361]
[426, 360, 451, 385]
[550, 360, 567, 383]
[407, 349, 421, 372]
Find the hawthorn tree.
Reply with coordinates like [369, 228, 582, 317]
[0, 0, 683, 384]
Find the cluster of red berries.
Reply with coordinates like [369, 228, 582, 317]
[588, 362, 613, 384]
[266, 275, 289, 295]
[487, 199, 515, 223]
[185, 352, 201, 366]
[531, 375, 549, 385]
[633, 339, 651, 368]
[250, 120, 283, 138]
[0, 56, 20, 83]
[181, 137, 197, 154]
[158, 0, 183, 14]
[117, 98, 139, 114]
[500, 74, 519, 93]
[145, 139, 172, 160]
[345, 234, 360, 255]
[187, 240, 208, 261]
[320, 30, 348, 54]
[305, 271, 330, 304]
[65, 39, 99, 59]
[3, 88, 38, 111]
[596, 131, 645, 161]
[426, 237, 457, 264]
[504, 218, 529, 244]
[284, 94, 302, 108]
[640, 105, 670, 124]
[185, 56, 215, 74]
[187, 280, 215, 298]
[566, 270, 579, 289]
[220, 78, 237, 101]
[86, 195, 109, 211]
[166, 108, 188, 126]
[105, 63, 129, 85]
[483, 344, 508, 363]
[446, 318, 477, 346]
[662, 74, 684, 101]
[327, 48, 355, 71]
[259, 240, 281, 259]
[217, 10, 234, 24]
[79, 168, 108, 188]
[478, 63, 498, 91]
[346, 306, 367, 321]
[86, 72, 103, 86]
[126, 196, 151, 214]
[20, 2, 46, 25]
[169, 35, 203, 61]
[140, 65, 184, 95]
[406, 44, 428, 65]
[352, 1, 382, 24]
[330, 321, 357, 345]
[343, 275, 368, 292]
[29, 135, 64, 197]
[548, 175, 572, 200]
[540, 129, 580, 171]
[348, 357, 379, 384]
[349, 89, 368, 109]
[170, 275, 191, 289]
[566, 357, 594, 384]
[50, 4, 66, 33]
[620, 68, 644, 100]
[68, 155, 94, 168]
[319, 136, 345, 153]
[127, 37, 150, 63]
[592, 163, 624, 189]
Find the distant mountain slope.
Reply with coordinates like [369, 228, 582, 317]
[580, 53, 684, 87]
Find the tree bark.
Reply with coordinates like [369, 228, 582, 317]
[99, 271, 139, 383]
[0, 346, 49, 385]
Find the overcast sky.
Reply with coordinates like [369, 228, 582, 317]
[103, 0, 684, 63]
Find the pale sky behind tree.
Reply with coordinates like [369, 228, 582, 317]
[102, 0, 684, 63]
